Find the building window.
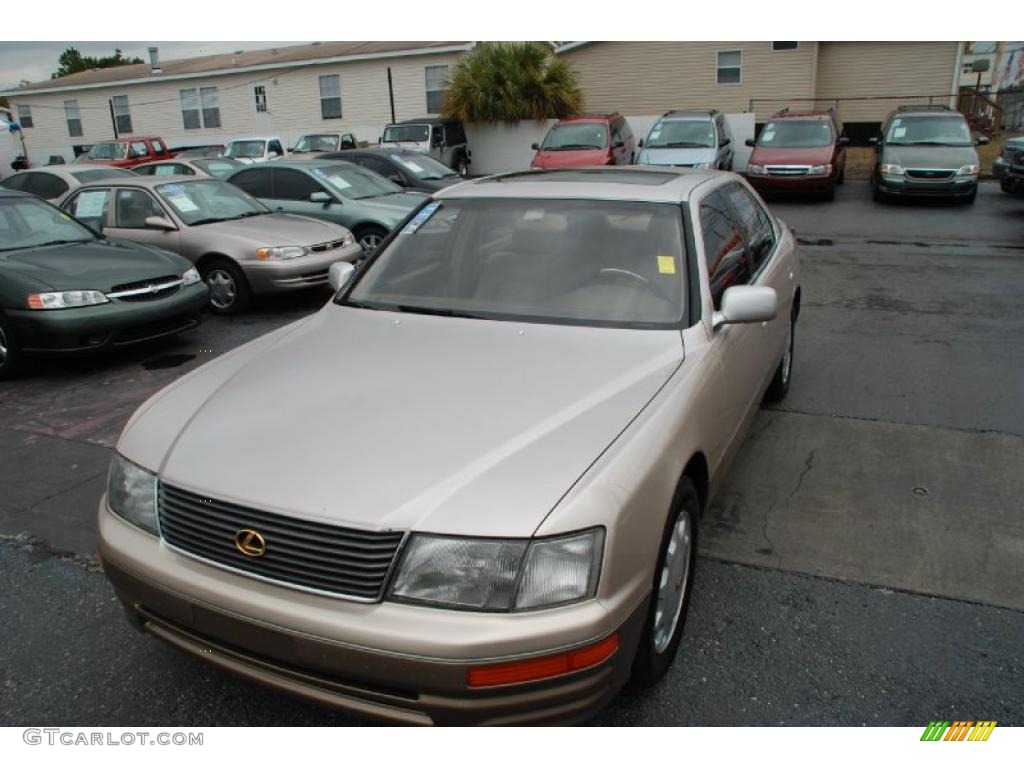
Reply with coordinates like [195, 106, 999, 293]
[16, 104, 33, 128]
[716, 50, 742, 85]
[112, 95, 132, 134]
[64, 100, 82, 137]
[200, 87, 221, 128]
[180, 87, 220, 129]
[425, 65, 449, 114]
[254, 85, 268, 113]
[772, 42, 799, 51]
[180, 89, 200, 129]
[319, 75, 342, 120]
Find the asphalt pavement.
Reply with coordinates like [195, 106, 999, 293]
[1, 179, 1022, 726]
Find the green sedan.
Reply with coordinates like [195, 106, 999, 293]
[226, 159, 426, 253]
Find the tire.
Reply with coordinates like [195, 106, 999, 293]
[355, 225, 389, 255]
[764, 315, 795, 403]
[200, 258, 251, 315]
[872, 180, 886, 203]
[630, 477, 700, 689]
[453, 154, 469, 177]
[0, 312, 23, 381]
[963, 187, 977, 205]
[837, 165, 845, 185]
[1001, 179, 1012, 193]
[822, 183, 836, 202]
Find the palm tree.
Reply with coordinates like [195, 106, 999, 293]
[443, 42, 583, 123]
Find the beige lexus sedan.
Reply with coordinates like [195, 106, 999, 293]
[98, 167, 800, 725]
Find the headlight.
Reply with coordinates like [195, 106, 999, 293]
[26, 290, 108, 310]
[956, 164, 980, 176]
[879, 163, 904, 176]
[181, 267, 201, 286]
[746, 164, 765, 175]
[693, 162, 713, 170]
[341, 231, 356, 248]
[256, 246, 306, 261]
[389, 528, 604, 611]
[808, 163, 832, 175]
[107, 454, 158, 535]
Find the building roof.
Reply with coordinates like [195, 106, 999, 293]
[4, 41, 473, 97]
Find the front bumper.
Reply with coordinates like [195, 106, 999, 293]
[240, 243, 362, 294]
[876, 175, 977, 198]
[98, 501, 647, 725]
[7, 282, 208, 355]
[746, 173, 835, 194]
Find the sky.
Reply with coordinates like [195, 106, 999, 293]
[0, 41, 299, 89]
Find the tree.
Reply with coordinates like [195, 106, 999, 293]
[52, 48, 143, 79]
[442, 42, 583, 123]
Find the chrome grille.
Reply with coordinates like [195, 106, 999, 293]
[108, 275, 182, 302]
[309, 237, 350, 253]
[158, 484, 406, 601]
[766, 166, 810, 176]
[904, 168, 955, 181]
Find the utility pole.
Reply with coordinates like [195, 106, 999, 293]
[108, 98, 119, 139]
[387, 67, 396, 124]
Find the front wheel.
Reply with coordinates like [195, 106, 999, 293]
[765, 316, 794, 402]
[0, 313, 24, 381]
[355, 225, 388, 255]
[962, 187, 978, 205]
[453, 154, 469, 177]
[201, 258, 251, 315]
[630, 477, 699, 689]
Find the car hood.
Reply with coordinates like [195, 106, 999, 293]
[532, 149, 610, 169]
[637, 146, 716, 166]
[119, 307, 684, 538]
[880, 144, 979, 169]
[380, 141, 430, 154]
[201, 212, 349, 245]
[414, 177, 461, 191]
[1, 238, 188, 291]
[350, 192, 427, 219]
[749, 145, 834, 165]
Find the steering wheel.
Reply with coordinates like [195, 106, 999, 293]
[597, 267, 651, 288]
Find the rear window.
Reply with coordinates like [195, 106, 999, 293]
[70, 168, 134, 183]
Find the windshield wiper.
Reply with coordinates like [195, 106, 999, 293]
[229, 211, 269, 219]
[548, 144, 600, 150]
[32, 239, 93, 248]
[664, 142, 710, 148]
[391, 304, 486, 319]
[187, 217, 228, 226]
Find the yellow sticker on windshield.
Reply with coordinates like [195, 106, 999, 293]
[657, 255, 676, 275]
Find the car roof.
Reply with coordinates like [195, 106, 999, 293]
[661, 110, 717, 119]
[74, 174, 205, 188]
[227, 136, 281, 142]
[554, 114, 619, 125]
[434, 167, 716, 203]
[259, 159, 359, 171]
[889, 108, 966, 119]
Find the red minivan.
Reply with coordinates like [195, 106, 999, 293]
[530, 114, 636, 169]
[77, 136, 175, 168]
[744, 110, 849, 200]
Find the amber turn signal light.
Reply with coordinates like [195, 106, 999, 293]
[467, 632, 619, 688]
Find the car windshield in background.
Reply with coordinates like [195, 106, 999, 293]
[193, 159, 243, 178]
[0, 197, 95, 252]
[294, 134, 340, 152]
[70, 168, 135, 183]
[86, 142, 128, 160]
[225, 141, 267, 158]
[344, 198, 686, 328]
[383, 125, 430, 143]
[886, 116, 973, 146]
[154, 180, 268, 225]
[646, 119, 715, 148]
[390, 153, 458, 180]
[757, 121, 833, 148]
[313, 166, 403, 200]
[542, 124, 609, 151]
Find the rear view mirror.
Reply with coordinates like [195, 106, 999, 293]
[745, 138, 756, 147]
[712, 286, 778, 331]
[531, 142, 540, 151]
[309, 191, 332, 205]
[144, 215, 176, 231]
[328, 260, 355, 292]
[613, 140, 625, 149]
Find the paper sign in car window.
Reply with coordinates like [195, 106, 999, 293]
[397, 158, 424, 173]
[657, 255, 676, 275]
[892, 119, 901, 128]
[762, 131, 775, 142]
[893, 127, 907, 138]
[324, 174, 351, 190]
[74, 191, 108, 219]
[165, 193, 199, 213]
[649, 130, 661, 141]
[401, 202, 441, 234]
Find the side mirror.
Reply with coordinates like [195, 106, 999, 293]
[637, 138, 645, 148]
[613, 140, 625, 149]
[721, 137, 732, 147]
[387, 174, 404, 185]
[712, 285, 778, 331]
[745, 138, 756, 147]
[144, 215, 176, 231]
[328, 260, 355, 292]
[977, 135, 990, 146]
[309, 191, 332, 205]
[531, 142, 540, 151]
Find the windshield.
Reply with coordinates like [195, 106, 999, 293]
[542, 123, 609, 151]
[885, 116, 972, 146]
[313, 165, 403, 200]
[0, 197, 96, 252]
[646, 119, 715, 149]
[383, 125, 430, 143]
[154, 179, 268, 225]
[225, 140, 267, 158]
[86, 142, 128, 160]
[389, 153, 457, 180]
[294, 134, 340, 152]
[344, 198, 685, 327]
[757, 120, 834, 148]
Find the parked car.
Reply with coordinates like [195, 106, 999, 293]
[227, 159, 424, 253]
[530, 113, 636, 169]
[60, 177, 360, 315]
[224, 137, 285, 165]
[379, 117, 471, 176]
[77, 137, 175, 168]
[172, 145, 226, 159]
[993, 135, 1024, 195]
[288, 132, 358, 158]
[744, 109, 849, 200]
[870, 105, 986, 204]
[0, 189, 208, 379]
[1, 166, 136, 204]
[133, 158, 245, 179]
[637, 110, 734, 169]
[319, 148, 463, 193]
[96, 166, 800, 724]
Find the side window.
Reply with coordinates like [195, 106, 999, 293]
[65, 188, 111, 229]
[115, 188, 165, 228]
[152, 139, 166, 154]
[153, 164, 181, 176]
[272, 168, 324, 201]
[26, 173, 69, 200]
[723, 182, 776, 272]
[341, 133, 357, 150]
[269, 140, 284, 157]
[699, 188, 753, 310]
[431, 125, 444, 147]
[230, 168, 271, 198]
[359, 156, 398, 180]
[134, 165, 156, 176]
[1, 174, 29, 191]
[130, 142, 149, 159]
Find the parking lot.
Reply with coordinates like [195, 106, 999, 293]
[1, 178, 1022, 725]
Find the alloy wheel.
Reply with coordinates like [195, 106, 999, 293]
[359, 232, 383, 253]
[653, 513, 693, 653]
[0, 324, 8, 367]
[206, 269, 237, 310]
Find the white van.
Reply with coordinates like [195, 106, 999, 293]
[223, 136, 285, 165]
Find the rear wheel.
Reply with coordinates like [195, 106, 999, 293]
[201, 258, 251, 315]
[0, 313, 23, 381]
[765, 316, 794, 403]
[453, 154, 469, 177]
[872, 179, 886, 203]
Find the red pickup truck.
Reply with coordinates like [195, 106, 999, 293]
[76, 136, 175, 168]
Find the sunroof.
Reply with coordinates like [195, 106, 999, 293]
[487, 169, 680, 186]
